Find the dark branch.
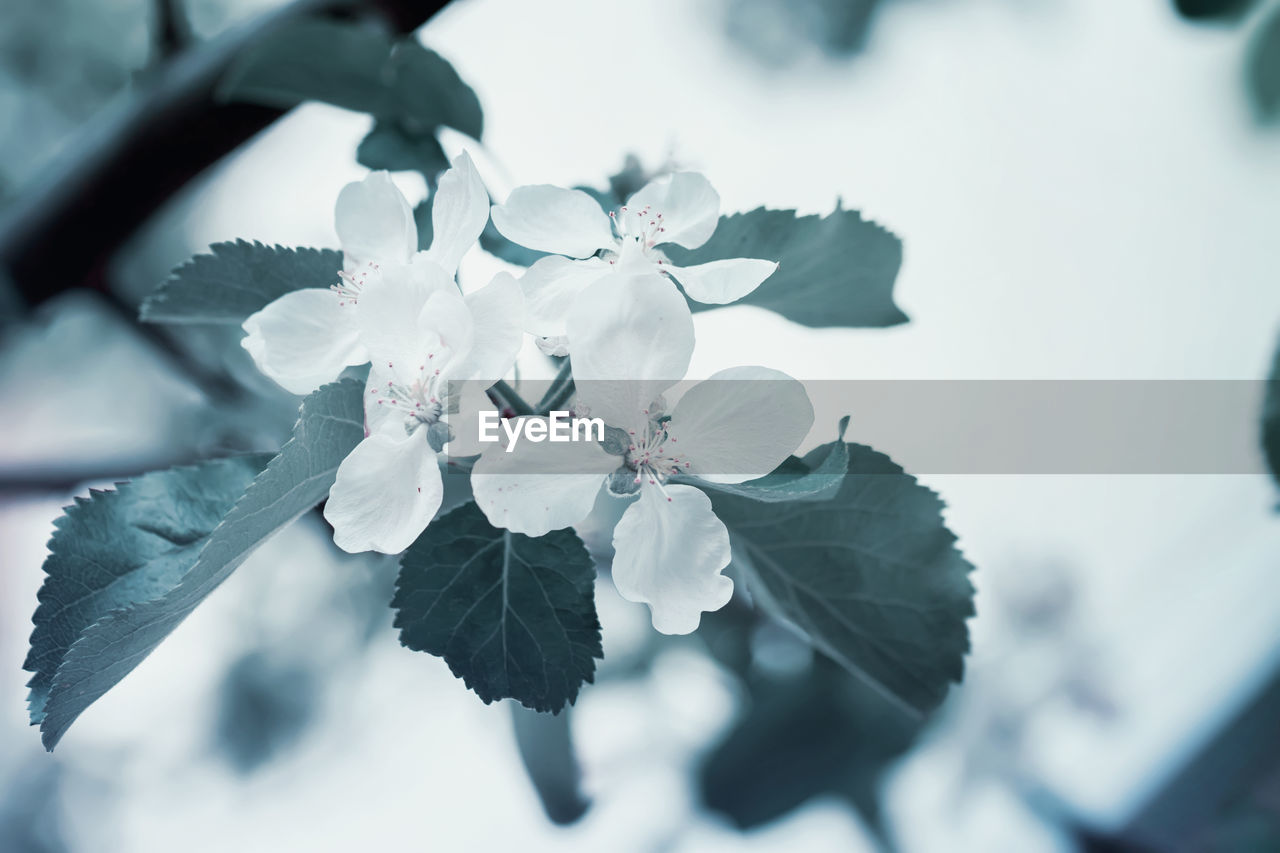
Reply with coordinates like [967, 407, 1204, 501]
[0, 0, 451, 310]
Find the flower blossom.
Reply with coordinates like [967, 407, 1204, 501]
[470, 272, 813, 634]
[323, 262, 524, 554]
[242, 152, 488, 394]
[490, 171, 778, 351]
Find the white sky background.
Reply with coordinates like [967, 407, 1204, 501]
[3, 0, 1280, 850]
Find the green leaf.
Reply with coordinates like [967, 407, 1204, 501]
[1264, 336, 1280, 486]
[386, 41, 483, 140]
[710, 443, 974, 715]
[31, 379, 365, 750]
[24, 455, 270, 725]
[358, 121, 451, 178]
[217, 18, 395, 114]
[140, 240, 341, 325]
[218, 20, 483, 154]
[393, 502, 602, 713]
[1248, 5, 1280, 122]
[665, 205, 907, 328]
[700, 657, 921, 833]
[1174, 0, 1256, 21]
[687, 417, 850, 503]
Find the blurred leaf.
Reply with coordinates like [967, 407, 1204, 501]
[711, 442, 974, 715]
[726, 0, 882, 64]
[1264, 336, 1280, 486]
[393, 502, 602, 712]
[0, 755, 68, 853]
[218, 21, 482, 169]
[140, 241, 341, 325]
[511, 704, 590, 824]
[24, 455, 269, 725]
[605, 155, 652, 203]
[1173, 0, 1257, 21]
[358, 121, 451, 178]
[217, 18, 394, 114]
[666, 206, 907, 328]
[214, 651, 318, 774]
[31, 379, 365, 749]
[701, 657, 921, 832]
[689, 417, 849, 502]
[386, 41, 483, 139]
[1248, 5, 1280, 121]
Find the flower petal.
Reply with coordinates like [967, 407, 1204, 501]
[472, 435, 617, 536]
[535, 335, 570, 357]
[666, 258, 777, 305]
[566, 271, 694, 434]
[335, 171, 417, 267]
[519, 255, 612, 337]
[611, 484, 732, 634]
[323, 431, 443, 554]
[667, 366, 814, 484]
[491, 185, 615, 258]
[421, 286, 476, 374]
[448, 271, 524, 384]
[356, 257, 464, 370]
[362, 363, 410, 437]
[424, 151, 489, 277]
[626, 171, 720, 249]
[241, 288, 366, 396]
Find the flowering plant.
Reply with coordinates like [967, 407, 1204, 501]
[23, 22, 974, 766]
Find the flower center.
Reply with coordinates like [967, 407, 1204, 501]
[331, 261, 379, 305]
[371, 359, 445, 435]
[623, 414, 691, 495]
[604, 205, 669, 270]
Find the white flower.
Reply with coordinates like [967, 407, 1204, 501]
[471, 272, 813, 634]
[242, 153, 489, 395]
[490, 171, 778, 344]
[323, 262, 524, 554]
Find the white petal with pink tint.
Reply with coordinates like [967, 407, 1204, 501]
[611, 484, 733, 635]
[492, 186, 616, 258]
[241, 288, 366, 395]
[624, 171, 721, 249]
[334, 171, 417, 269]
[324, 431, 443, 555]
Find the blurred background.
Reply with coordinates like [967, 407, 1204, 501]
[2, 0, 1280, 850]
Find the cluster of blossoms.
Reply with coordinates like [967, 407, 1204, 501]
[243, 158, 813, 634]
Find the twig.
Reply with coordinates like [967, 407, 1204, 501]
[491, 380, 535, 417]
[535, 359, 575, 414]
[0, 0, 450, 310]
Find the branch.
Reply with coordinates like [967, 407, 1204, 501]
[0, 0, 450, 309]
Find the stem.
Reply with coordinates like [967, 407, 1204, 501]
[510, 703, 590, 825]
[535, 359, 575, 414]
[491, 380, 535, 417]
